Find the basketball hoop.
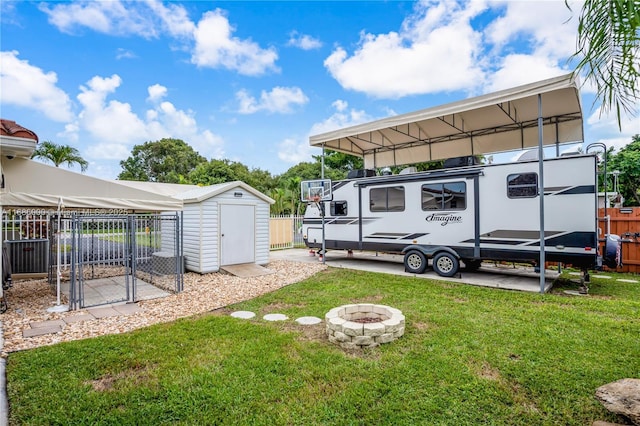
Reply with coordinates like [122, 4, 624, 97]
[312, 195, 321, 203]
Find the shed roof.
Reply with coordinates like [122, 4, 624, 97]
[174, 181, 275, 204]
[309, 73, 583, 168]
[114, 180, 200, 197]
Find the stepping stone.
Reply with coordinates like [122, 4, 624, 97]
[596, 276, 612, 279]
[617, 279, 638, 283]
[563, 290, 588, 297]
[230, 311, 256, 319]
[87, 306, 120, 318]
[295, 316, 322, 325]
[30, 319, 65, 329]
[63, 314, 95, 324]
[263, 313, 288, 321]
[23, 325, 62, 338]
[113, 304, 142, 315]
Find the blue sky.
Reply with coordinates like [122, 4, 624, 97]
[1, 0, 638, 180]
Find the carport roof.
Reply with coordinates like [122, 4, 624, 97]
[309, 73, 584, 168]
[0, 157, 183, 211]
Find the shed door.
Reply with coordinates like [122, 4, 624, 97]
[220, 204, 255, 266]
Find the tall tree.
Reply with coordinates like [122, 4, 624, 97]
[572, 0, 639, 128]
[31, 141, 88, 172]
[318, 150, 364, 175]
[118, 138, 206, 183]
[189, 160, 275, 193]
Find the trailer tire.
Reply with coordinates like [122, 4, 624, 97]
[433, 252, 459, 277]
[463, 259, 481, 271]
[404, 250, 427, 274]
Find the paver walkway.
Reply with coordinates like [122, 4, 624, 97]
[23, 304, 143, 338]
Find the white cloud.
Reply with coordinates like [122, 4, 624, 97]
[0, 50, 74, 122]
[145, 101, 225, 159]
[332, 100, 348, 112]
[484, 54, 568, 92]
[77, 75, 147, 144]
[278, 137, 313, 163]
[40, 1, 151, 37]
[481, 0, 578, 91]
[236, 86, 309, 114]
[73, 74, 224, 162]
[277, 101, 378, 165]
[147, 84, 168, 103]
[191, 9, 278, 76]
[85, 142, 132, 161]
[585, 106, 640, 153]
[485, 1, 579, 60]
[287, 31, 322, 50]
[116, 48, 136, 60]
[39, 2, 276, 77]
[324, 1, 485, 98]
[143, 0, 196, 38]
[38, 0, 194, 39]
[323, 0, 586, 99]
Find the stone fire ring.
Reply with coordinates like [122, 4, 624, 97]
[325, 304, 405, 349]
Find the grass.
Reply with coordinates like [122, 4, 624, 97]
[97, 232, 161, 248]
[6, 268, 640, 425]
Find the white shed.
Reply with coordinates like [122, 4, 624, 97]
[171, 181, 274, 274]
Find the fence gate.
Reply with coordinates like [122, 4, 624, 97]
[46, 212, 183, 310]
[599, 207, 640, 273]
[3, 211, 183, 310]
[68, 214, 133, 309]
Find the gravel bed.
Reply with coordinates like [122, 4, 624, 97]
[0, 260, 327, 356]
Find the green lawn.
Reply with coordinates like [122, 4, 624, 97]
[6, 269, 639, 425]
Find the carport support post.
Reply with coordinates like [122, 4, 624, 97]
[320, 143, 326, 264]
[537, 94, 546, 294]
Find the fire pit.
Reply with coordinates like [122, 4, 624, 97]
[325, 304, 405, 349]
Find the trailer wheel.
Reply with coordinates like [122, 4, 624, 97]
[404, 250, 427, 274]
[463, 259, 481, 271]
[433, 252, 459, 277]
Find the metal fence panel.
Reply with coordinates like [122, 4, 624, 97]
[2, 210, 184, 310]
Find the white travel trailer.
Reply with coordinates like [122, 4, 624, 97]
[302, 154, 621, 277]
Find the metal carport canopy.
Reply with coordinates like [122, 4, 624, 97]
[0, 157, 183, 212]
[309, 73, 583, 168]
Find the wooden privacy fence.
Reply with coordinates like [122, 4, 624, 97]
[600, 207, 640, 274]
[269, 215, 304, 250]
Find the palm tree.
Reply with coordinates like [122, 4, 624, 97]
[31, 141, 89, 172]
[268, 187, 291, 215]
[572, 0, 639, 128]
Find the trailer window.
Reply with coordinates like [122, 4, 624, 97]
[370, 186, 405, 212]
[421, 182, 466, 210]
[330, 201, 347, 216]
[507, 173, 538, 198]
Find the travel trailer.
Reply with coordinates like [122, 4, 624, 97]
[302, 154, 622, 277]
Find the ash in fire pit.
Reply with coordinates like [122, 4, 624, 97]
[325, 304, 405, 349]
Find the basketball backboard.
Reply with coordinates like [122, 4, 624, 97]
[300, 179, 332, 202]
